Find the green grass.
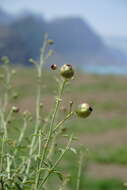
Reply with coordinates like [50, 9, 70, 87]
[65, 117, 127, 134]
[92, 146, 127, 165]
[72, 74, 127, 93]
[81, 178, 125, 190]
[60, 151, 126, 190]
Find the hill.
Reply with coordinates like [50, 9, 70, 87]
[0, 8, 13, 25]
[105, 36, 127, 55]
[0, 9, 127, 67]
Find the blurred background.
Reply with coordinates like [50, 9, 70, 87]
[0, 0, 127, 74]
[0, 1, 127, 190]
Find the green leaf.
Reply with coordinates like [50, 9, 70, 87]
[54, 171, 64, 181]
[69, 147, 77, 154]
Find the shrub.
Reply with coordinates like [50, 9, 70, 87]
[0, 34, 92, 190]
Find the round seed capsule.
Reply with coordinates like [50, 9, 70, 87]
[51, 64, 57, 70]
[76, 103, 93, 118]
[12, 106, 20, 113]
[60, 64, 74, 79]
[48, 39, 54, 45]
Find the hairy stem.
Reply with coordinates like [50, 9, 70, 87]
[23, 34, 48, 183]
[35, 79, 67, 188]
[47, 111, 74, 160]
[39, 135, 73, 189]
[76, 151, 84, 190]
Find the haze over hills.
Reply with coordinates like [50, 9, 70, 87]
[0, 8, 14, 24]
[0, 8, 127, 69]
[105, 36, 127, 56]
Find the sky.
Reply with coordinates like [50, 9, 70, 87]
[0, 0, 127, 37]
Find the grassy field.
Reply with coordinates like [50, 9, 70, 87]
[1, 66, 127, 190]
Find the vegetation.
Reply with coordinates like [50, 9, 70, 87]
[0, 35, 127, 189]
[0, 35, 93, 189]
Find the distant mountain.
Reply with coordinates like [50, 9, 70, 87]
[46, 17, 104, 54]
[0, 25, 27, 63]
[46, 18, 127, 66]
[11, 15, 46, 61]
[0, 9, 127, 67]
[105, 36, 127, 55]
[0, 8, 13, 25]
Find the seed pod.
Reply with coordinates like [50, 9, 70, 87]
[76, 103, 92, 118]
[48, 39, 54, 45]
[29, 58, 36, 64]
[12, 106, 20, 113]
[51, 64, 57, 70]
[39, 102, 44, 108]
[60, 64, 74, 79]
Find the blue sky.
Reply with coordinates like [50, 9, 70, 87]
[0, 0, 127, 37]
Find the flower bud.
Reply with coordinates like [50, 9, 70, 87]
[12, 106, 20, 113]
[60, 64, 74, 79]
[39, 102, 44, 108]
[76, 103, 92, 118]
[48, 39, 54, 45]
[51, 64, 57, 70]
[29, 58, 36, 64]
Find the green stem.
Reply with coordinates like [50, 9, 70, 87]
[14, 117, 28, 155]
[35, 79, 67, 188]
[76, 151, 84, 190]
[0, 64, 12, 180]
[39, 135, 73, 189]
[53, 111, 74, 133]
[6, 155, 11, 179]
[23, 34, 48, 184]
[0, 110, 10, 179]
[42, 79, 66, 159]
[47, 111, 74, 160]
[3, 64, 11, 112]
